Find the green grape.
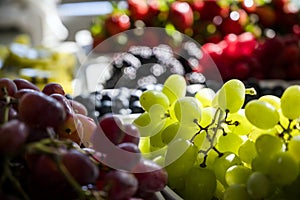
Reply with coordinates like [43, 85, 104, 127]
[150, 128, 165, 148]
[173, 96, 202, 125]
[238, 140, 257, 165]
[162, 74, 186, 104]
[218, 79, 246, 113]
[225, 165, 252, 186]
[281, 85, 300, 120]
[226, 109, 253, 135]
[213, 152, 242, 186]
[199, 107, 216, 128]
[288, 135, 300, 161]
[259, 95, 281, 110]
[133, 111, 166, 137]
[139, 90, 170, 112]
[255, 134, 283, 158]
[224, 184, 252, 200]
[193, 130, 206, 150]
[251, 155, 271, 173]
[165, 138, 198, 178]
[245, 100, 280, 130]
[267, 151, 299, 186]
[247, 171, 272, 200]
[152, 155, 165, 167]
[195, 87, 216, 107]
[184, 167, 217, 200]
[138, 136, 150, 154]
[216, 132, 244, 155]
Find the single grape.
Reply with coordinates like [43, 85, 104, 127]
[224, 184, 252, 200]
[216, 132, 244, 155]
[18, 92, 66, 128]
[281, 85, 300, 120]
[162, 74, 186, 104]
[255, 134, 283, 158]
[50, 93, 74, 115]
[139, 90, 169, 112]
[225, 165, 251, 186]
[199, 107, 216, 128]
[173, 96, 202, 125]
[62, 149, 99, 185]
[288, 135, 300, 161]
[165, 138, 198, 185]
[120, 123, 140, 145]
[0, 77, 17, 98]
[213, 152, 242, 186]
[195, 87, 216, 107]
[184, 167, 217, 200]
[247, 171, 272, 199]
[103, 170, 138, 200]
[42, 82, 65, 95]
[251, 155, 271, 173]
[0, 119, 29, 155]
[132, 159, 168, 193]
[69, 99, 88, 116]
[13, 78, 40, 91]
[259, 94, 281, 110]
[267, 151, 299, 186]
[218, 79, 245, 113]
[238, 140, 257, 164]
[226, 109, 252, 135]
[245, 100, 279, 129]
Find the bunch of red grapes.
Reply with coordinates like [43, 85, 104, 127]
[0, 78, 167, 200]
[91, 0, 300, 81]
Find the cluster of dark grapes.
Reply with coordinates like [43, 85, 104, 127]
[0, 77, 168, 200]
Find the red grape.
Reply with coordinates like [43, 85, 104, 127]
[132, 159, 168, 193]
[42, 83, 65, 96]
[103, 170, 138, 200]
[18, 92, 66, 128]
[0, 78, 17, 99]
[0, 119, 29, 155]
[13, 78, 40, 91]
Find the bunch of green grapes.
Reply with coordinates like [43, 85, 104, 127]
[133, 75, 300, 200]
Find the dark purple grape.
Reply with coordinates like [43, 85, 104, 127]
[0, 78, 17, 99]
[68, 99, 88, 116]
[42, 82, 65, 96]
[62, 149, 99, 185]
[132, 159, 168, 193]
[18, 92, 66, 128]
[50, 93, 74, 115]
[103, 170, 138, 200]
[13, 78, 40, 91]
[0, 119, 29, 155]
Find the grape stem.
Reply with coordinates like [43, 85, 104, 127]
[277, 119, 293, 151]
[197, 108, 224, 167]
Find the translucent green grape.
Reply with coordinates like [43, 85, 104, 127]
[281, 85, 300, 120]
[139, 90, 169, 112]
[226, 109, 253, 135]
[216, 132, 244, 155]
[225, 165, 252, 186]
[247, 171, 272, 200]
[251, 155, 271, 173]
[173, 96, 202, 125]
[224, 184, 252, 200]
[199, 107, 216, 128]
[245, 100, 280, 130]
[288, 135, 300, 162]
[255, 134, 283, 158]
[195, 87, 216, 107]
[259, 95, 281, 110]
[218, 79, 246, 113]
[213, 152, 242, 186]
[162, 74, 186, 104]
[165, 138, 198, 178]
[238, 140, 257, 164]
[184, 167, 217, 200]
[267, 151, 299, 186]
